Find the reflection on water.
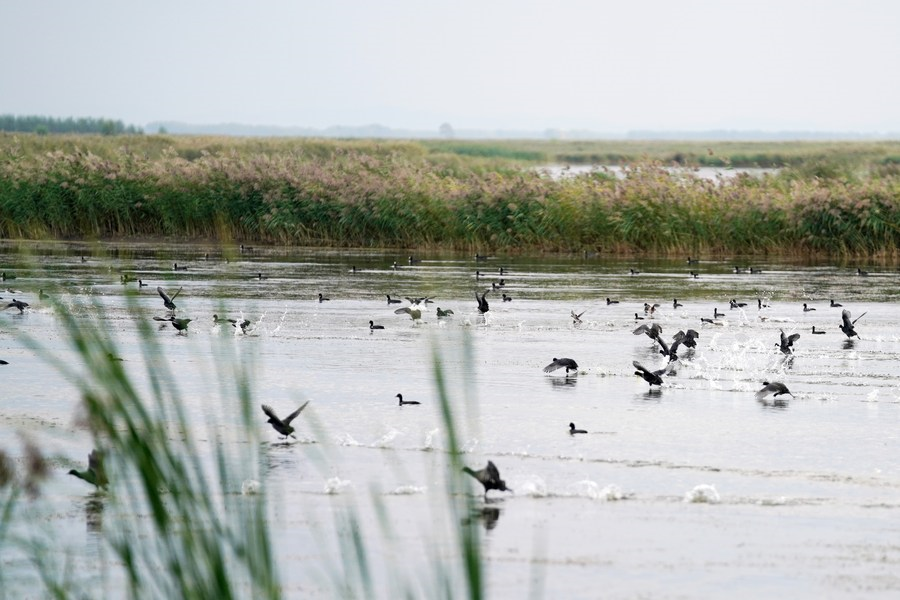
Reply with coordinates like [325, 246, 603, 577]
[3, 241, 900, 597]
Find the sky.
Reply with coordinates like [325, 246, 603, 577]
[2, 1, 900, 134]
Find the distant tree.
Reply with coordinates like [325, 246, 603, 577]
[158, 125, 168, 134]
[34, 124, 48, 136]
[0, 114, 142, 135]
[439, 122, 455, 139]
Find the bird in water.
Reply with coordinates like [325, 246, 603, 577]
[634, 313, 644, 321]
[606, 298, 619, 305]
[369, 320, 384, 330]
[68, 449, 108, 490]
[756, 381, 794, 400]
[502, 293, 512, 302]
[713, 308, 724, 318]
[235, 319, 251, 334]
[38, 289, 49, 300]
[213, 314, 236, 325]
[318, 293, 330, 303]
[157, 286, 181, 312]
[396, 393, 420, 406]
[571, 309, 585, 326]
[386, 295, 402, 304]
[802, 303, 816, 312]
[154, 315, 192, 334]
[462, 460, 511, 498]
[394, 306, 422, 321]
[629, 268, 640, 275]
[830, 299, 842, 307]
[543, 357, 579, 375]
[261, 402, 310, 440]
[4, 299, 29, 313]
[436, 307, 454, 318]
[476, 291, 489, 314]
[689, 271, 700, 278]
[687, 257, 699, 264]
[856, 267, 869, 276]
[173, 263, 188, 271]
[673, 329, 700, 349]
[633, 322, 662, 340]
[673, 298, 683, 309]
[840, 309, 866, 338]
[778, 329, 801, 354]
[569, 422, 587, 435]
[730, 299, 747, 309]
[633, 360, 673, 387]
[138, 279, 148, 287]
[812, 326, 826, 334]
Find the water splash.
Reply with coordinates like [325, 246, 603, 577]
[241, 479, 261, 495]
[517, 475, 547, 497]
[324, 477, 352, 495]
[684, 484, 720, 504]
[388, 485, 427, 495]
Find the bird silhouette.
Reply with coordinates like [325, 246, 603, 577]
[436, 307, 455, 317]
[840, 309, 866, 338]
[157, 286, 181, 311]
[4, 299, 28, 313]
[261, 402, 310, 439]
[803, 303, 816, 312]
[633, 360, 673, 386]
[673, 298, 683, 309]
[394, 306, 422, 321]
[606, 298, 619, 305]
[476, 291, 489, 314]
[571, 309, 585, 325]
[68, 449, 108, 489]
[318, 293, 330, 303]
[778, 329, 801, 354]
[396, 393, 420, 406]
[812, 326, 826, 334]
[830, 299, 842, 307]
[462, 460, 511, 498]
[569, 422, 587, 435]
[543, 357, 579, 375]
[369, 320, 385, 330]
[386, 295, 402, 304]
[756, 381, 794, 400]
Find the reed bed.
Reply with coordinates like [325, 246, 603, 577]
[2, 134, 900, 256]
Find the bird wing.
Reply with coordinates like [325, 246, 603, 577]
[282, 400, 310, 425]
[170, 286, 183, 301]
[841, 310, 852, 328]
[485, 461, 500, 483]
[152, 316, 174, 322]
[852, 311, 867, 325]
[394, 306, 412, 315]
[686, 329, 699, 339]
[632, 360, 648, 373]
[543, 360, 561, 373]
[632, 324, 650, 335]
[157, 286, 172, 304]
[787, 333, 801, 345]
[445, 309, 454, 314]
[656, 336, 670, 356]
[88, 449, 107, 486]
[260, 404, 281, 423]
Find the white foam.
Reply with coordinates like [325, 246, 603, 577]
[422, 428, 440, 451]
[241, 479, 261, 495]
[684, 484, 720, 504]
[324, 477, 353, 495]
[388, 485, 427, 495]
[374, 428, 401, 448]
[517, 475, 547, 497]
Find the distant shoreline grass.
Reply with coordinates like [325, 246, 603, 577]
[2, 134, 900, 257]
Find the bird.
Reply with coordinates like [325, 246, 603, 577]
[68, 449, 108, 490]
[436, 307, 454, 318]
[812, 326, 826, 334]
[474, 254, 489, 261]
[840, 309, 866, 338]
[673, 298, 683, 309]
[462, 460, 511, 498]
[569, 422, 587, 435]
[0, 360, 8, 365]
[543, 357, 579, 375]
[830, 299, 843, 307]
[318, 293, 330, 303]
[38, 289, 49, 300]
[856, 267, 869, 276]
[408, 256, 421, 264]
[756, 381, 794, 400]
[235, 319, 251, 334]
[803, 303, 816, 312]
[730, 299, 747, 309]
[157, 286, 181, 311]
[369, 320, 384, 330]
[633, 322, 662, 340]
[386, 295, 402, 304]
[396, 393, 420, 406]
[629, 268, 640, 275]
[173, 263, 188, 271]
[213, 314, 236, 325]
[476, 291, 489, 314]
[475, 271, 482, 280]
[689, 271, 700, 279]
[687, 257, 699, 264]
[713, 308, 724, 318]
[240, 244, 254, 253]
[644, 302, 660, 315]
[778, 329, 801, 354]
[606, 298, 619, 305]
[733, 266, 745, 274]
[394, 306, 422, 321]
[633, 360, 673, 387]
[750, 267, 763, 274]
[4, 299, 28, 313]
[498, 267, 506, 275]
[0, 272, 14, 280]
[255, 272, 267, 280]
[169, 317, 192, 334]
[138, 279, 148, 287]
[758, 298, 770, 309]
[571, 309, 585, 325]
[502, 293, 512, 302]
[261, 402, 310, 439]
[634, 313, 644, 321]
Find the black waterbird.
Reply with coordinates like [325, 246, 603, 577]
[261, 402, 310, 440]
[462, 460, 511, 498]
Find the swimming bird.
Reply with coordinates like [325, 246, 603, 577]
[498, 267, 506, 275]
[169, 317, 192, 334]
[369, 320, 385, 330]
[408, 256, 421, 264]
[812, 326, 826, 334]
[756, 381, 794, 400]
[474, 254, 489, 261]
[733, 266, 745, 274]
[0, 272, 14, 280]
[476, 291, 489, 314]
[157, 286, 181, 311]
[606, 298, 619, 305]
[394, 306, 422, 321]
[629, 268, 640, 275]
[856, 267, 869, 276]
[173, 263, 188, 271]
[571, 309, 585, 325]
[689, 271, 699, 278]
[750, 267, 763, 274]
[634, 313, 644, 321]
[261, 402, 310, 440]
[713, 308, 724, 318]
[396, 393, 420, 406]
[758, 298, 769, 309]
[687, 257, 699, 264]
[462, 460, 511, 498]
[138, 279, 148, 287]
[386, 295, 402, 304]
[840, 309, 866, 338]
[502, 293, 512, 302]
[633, 322, 662, 340]
[255, 272, 267, 280]
[38, 289, 49, 300]
[436, 307, 454, 318]
[318, 293, 330, 303]
[4, 299, 28, 313]
[673, 298, 683, 309]
[633, 360, 673, 386]
[830, 299, 842, 307]
[543, 357, 579, 375]
[67, 449, 108, 490]
[569, 422, 587, 435]
[778, 329, 801, 354]
[802, 303, 816, 312]
[213, 314, 237, 325]
[240, 244, 254, 253]
[730, 299, 747, 309]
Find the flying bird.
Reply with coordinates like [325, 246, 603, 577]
[462, 460, 511, 498]
[394, 306, 422, 321]
[157, 286, 181, 311]
[633, 360, 673, 386]
[261, 401, 310, 439]
[543, 357, 579, 375]
[476, 291, 490, 314]
[67, 449, 108, 489]
[755, 381, 794, 400]
[840, 309, 866, 338]
[778, 329, 801, 354]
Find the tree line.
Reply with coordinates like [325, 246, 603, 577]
[0, 115, 143, 135]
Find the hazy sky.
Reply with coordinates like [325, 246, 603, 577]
[2, 1, 899, 133]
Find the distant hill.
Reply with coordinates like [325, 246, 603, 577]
[147, 121, 899, 141]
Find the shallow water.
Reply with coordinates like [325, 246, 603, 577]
[2, 242, 900, 598]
